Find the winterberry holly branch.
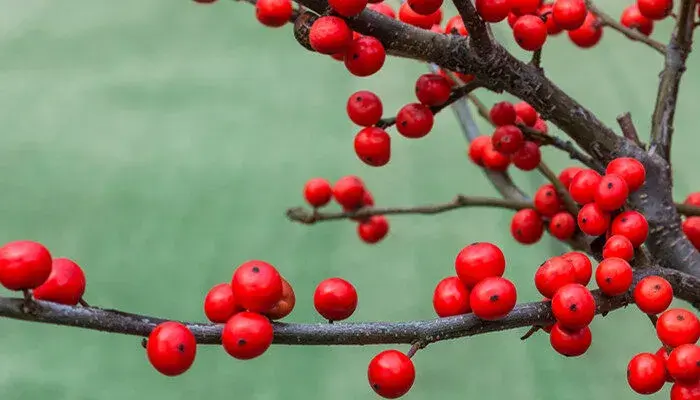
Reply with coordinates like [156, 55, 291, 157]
[585, 0, 666, 54]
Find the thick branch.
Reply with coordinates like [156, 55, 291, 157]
[451, 0, 493, 55]
[586, 1, 666, 54]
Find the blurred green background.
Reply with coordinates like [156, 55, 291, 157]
[1, 1, 699, 399]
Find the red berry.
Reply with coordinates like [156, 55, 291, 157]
[399, 2, 441, 28]
[475, 0, 511, 22]
[551, 283, 596, 330]
[407, 0, 443, 15]
[568, 12, 603, 48]
[231, 260, 283, 313]
[510, 208, 545, 244]
[32, 258, 86, 305]
[671, 381, 700, 399]
[637, 0, 673, 20]
[396, 103, 434, 138]
[354, 127, 391, 167]
[620, 4, 654, 35]
[415, 74, 451, 106]
[314, 277, 358, 321]
[255, 0, 293, 27]
[266, 277, 296, 320]
[367, 350, 415, 399]
[221, 311, 274, 359]
[368, 2, 396, 18]
[511, 0, 542, 15]
[433, 276, 471, 317]
[469, 277, 517, 320]
[534, 184, 563, 216]
[309, 16, 353, 55]
[558, 166, 584, 189]
[535, 256, 577, 298]
[513, 15, 548, 51]
[568, 169, 601, 204]
[146, 322, 197, 376]
[552, 0, 587, 30]
[492, 125, 525, 155]
[549, 212, 576, 240]
[603, 234, 634, 261]
[455, 242, 506, 288]
[577, 203, 611, 236]
[344, 36, 386, 77]
[611, 210, 648, 247]
[549, 323, 592, 356]
[594, 174, 629, 211]
[333, 175, 366, 209]
[533, 117, 549, 134]
[511, 141, 542, 170]
[347, 90, 383, 127]
[562, 251, 593, 285]
[657, 346, 675, 382]
[595, 257, 633, 296]
[0, 240, 52, 291]
[668, 344, 700, 383]
[489, 101, 517, 126]
[683, 217, 700, 249]
[606, 157, 646, 192]
[329, 0, 368, 17]
[627, 353, 667, 394]
[657, 309, 700, 348]
[444, 15, 468, 35]
[539, 3, 564, 35]
[686, 192, 700, 206]
[358, 215, 390, 243]
[483, 142, 512, 171]
[468, 135, 492, 166]
[303, 178, 333, 207]
[203, 283, 240, 323]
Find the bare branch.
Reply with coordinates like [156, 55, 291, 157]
[617, 112, 645, 148]
[451, 0, 493, 55]
[519, 125, 602, 171]
[585, 1, 667, 54]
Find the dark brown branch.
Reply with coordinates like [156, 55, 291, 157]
[530, 49, 543, 71]
[1, 268, 696, 346]
[451, 0, 493, 55]
[585, 1, 666, 54]
[617, 112, 645, 148]
[649, 0, 695, 161]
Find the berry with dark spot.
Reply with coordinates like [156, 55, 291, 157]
[395, 103, 434, 138]
[657, 308, 700, 348]
[667, 344, 700, 383]
[344, 36, 386, 77]
[602, 234, 634, 261]
[606, 157, 646, 192]
[577, 202, 611, 236]
[367, 350, 415, 398]
[231, 260, 284, 313]
[595, 257, 633, 296]
[535, 256, 577, 298]
[415, 74, 452, 106]
[513, 15, 548, 51]
[510, 208, 545, 245]
[549, 211, 576, 240]
[611, 210, 649, 247]
[551, 283, 596, 330]
[562, 251, 593, 285]
[492, 125, 525, 155]
[594, 173, 629, 211]
[346, 90, 383, 127]
[633, 275, 673, 315]
[221, 311, 274, 360]
[354, 127, 391, 167]
[469, 277, 517, 320]
[146, 321, 197, 376]
[569, 169, 602, 204]
[534, 183, 563, 216]
[549, 323, 591, 357]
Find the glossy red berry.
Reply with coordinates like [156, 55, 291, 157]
[475, 0, 511, 22]
[470, 277, 517, 320]
[637, 0, 673, 20]
[595, 257, 633, 296]
[611, 210, 648, 247]
[603, 235, 634, 261]
[685, 192, 700, 206]
[231, 260, 283, 313]
[354, 127, 391, 167]
[540, 3, 564, 35]
[396, 103, 434, 138]
[0, 240, 52, 291]
[562, 251, 593, 285]
[594, 174, 629, 211]
[444, 15, 468, 35]
[468, 135, 492, 166]
[577, 203, 611, 236]
[513, 15, 548, 51]
[511, 0, 542, 15]
[627, 353, 667, 394]
[303, 178, 333, 207]
[329, 0, 368, 17]
[671, 381, 700, 399]
[146, 321, 197, 376]
[266, 277, 296, 320]
[407, 0, 443, 15]
[433, 276, 471, 317]
[344, 36, 386, 77]
[606, 157, 646, 192]
[568, 169, 602, 204]
[32, 258, 86, 305]
[358, 215, 390, 243]
[255, 0, 293, 27]
[203, 283, 240, 323]
[568, 12, 603, 48]
[535, 256, 577, 298]
[347, 90, 383, 127]
[489, 101, 517, 126]
[221, 311, 274, 359]
[534, 184, 563, 217]
[514, 101, 538, 126]
[552, 0, 587, 30]
[455, 242, 506, 288]
[667, 344, 700, 383]
[314, 277, 358, 321]
[367, 350, 415, 399]
[620, 4, 654, 35]
[549, 212, 577, 240]
[333, 175, 366, 209]
[492, 125, 525, 155]
[483, 142, 512, 171]
[656, 346, 675, 382]
[549, 323, 592, 357]
[415, 74, 451, 106]
[309, 16, 353, 55]
[558, 166, 584, 189]
[683, 217, 700, 250]
[399, 2, 441, 28]
[511, 140, 542, 171]
[368, 2, 396, 18]
[657, 309, 700, 348]
[552, 283, 596, 330]
[511, 209, 545, 245]
[633, 275, 673, 315]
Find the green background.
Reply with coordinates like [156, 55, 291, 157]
[1, 1, 699, 399]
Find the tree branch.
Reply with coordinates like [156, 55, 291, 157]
[617, 112, 645, 148]
[649, 0, 695, 161]
[451, 0, 493, 56]
[519, 125, 602, 171]
[585, 0, 667, 55]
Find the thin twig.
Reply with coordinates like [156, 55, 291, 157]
[519, 326, 541, 340]
[519, 125, 602, 171]
[616, 112, 645, 148]
[585, 1, 666, 54]
[530, 49, 543, 71]
[536, 162, 579, 215]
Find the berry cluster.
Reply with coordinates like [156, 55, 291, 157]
[303, 175, 390, 243]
